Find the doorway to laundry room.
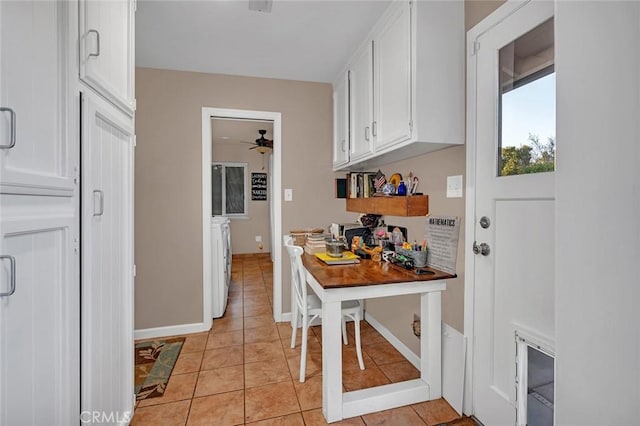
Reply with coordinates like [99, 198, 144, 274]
[202, 108, 283, 323]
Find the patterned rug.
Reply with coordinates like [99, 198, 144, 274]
[134, 337, 185, 401]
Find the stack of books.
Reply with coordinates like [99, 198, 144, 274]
[304, 234, 327, 255]
[347, 172, 377, 198]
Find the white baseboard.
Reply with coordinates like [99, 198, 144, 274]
[364, 312, 421, 369]
[365, 312, 466, 415]
[134, 321, 211, 340]
[279, 312, 292, 323]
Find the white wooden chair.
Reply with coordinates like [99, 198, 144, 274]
[284, 235, 365, 382]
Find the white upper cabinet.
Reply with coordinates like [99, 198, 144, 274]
[373, 1, 412, 151]
[0, 0, 75, 196]
[79, 0, 135, 116]
[333, 0, 464, 171]
[349, 42, 375, 163]
[333, 73, 350, 169]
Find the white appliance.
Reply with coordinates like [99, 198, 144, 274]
[211, 216, 232, 318]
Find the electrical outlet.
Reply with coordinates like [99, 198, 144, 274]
[255, 235, 262, 242]
[284, 188, 293, 201]
[412, 313, 421, 337]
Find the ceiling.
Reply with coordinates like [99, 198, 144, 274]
[136, 0, 391, 83]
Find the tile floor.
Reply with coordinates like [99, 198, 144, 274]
[132, 253, 465, 426]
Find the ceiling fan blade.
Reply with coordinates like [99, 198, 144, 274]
[249, 145, 259, 150]
[239, 140, 256, 145]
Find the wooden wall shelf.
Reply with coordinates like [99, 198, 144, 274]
[346, 195, 429, 217]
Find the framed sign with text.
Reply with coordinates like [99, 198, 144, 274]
[251, 173, 267, 201]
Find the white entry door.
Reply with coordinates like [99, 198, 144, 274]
[469, 2, 555, 425]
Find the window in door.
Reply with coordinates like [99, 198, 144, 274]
[498, 18, 555, 177]
[212, 162, 248, 217]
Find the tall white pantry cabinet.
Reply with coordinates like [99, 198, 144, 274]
[0, 1, 135, 424]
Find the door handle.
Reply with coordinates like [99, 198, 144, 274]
[0, 255, 16, 297]
[87, 29, 101, 57]
[341, 139, 346, 152]
[93, 189, 104, 216]
[372, 121, 377, 137]
[364, 127, 370, 141]
[473, 241, 490, 256]
[0, 107, 16, 149]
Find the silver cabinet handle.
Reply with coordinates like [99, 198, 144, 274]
[0, 107, 16, 149]
[372, 121, 377, 137]
[93, 189, 104, 216]
[0, 255, 16, 297]
[341, 139, 346, 152]
[364, 127, 370, 141]
[88, 29, 101, 57]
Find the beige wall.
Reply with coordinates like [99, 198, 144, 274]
[364, 146, 466, 353]
[135, 0, 507, 335]
[135, 67, 352, 329]
[211, 121, 273, 254]
[465, 0, 505, 31]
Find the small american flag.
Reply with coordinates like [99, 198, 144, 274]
[374, 170, 386, 192]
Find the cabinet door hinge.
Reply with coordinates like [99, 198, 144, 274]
[133, 264, 137, 277]
[133, 135, 137, 147]
[471, 41, 480, 56]
[409, 120, 413, 132]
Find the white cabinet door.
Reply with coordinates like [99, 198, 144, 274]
[0, 196, 79, 426]
[0, 0, 75, 196]
[333, 73, 350, 169]
[374, 1, 412, 151]
[81, 93, 134, 421]
[79, 0, 135, 115]
[349, 42, 374, 162]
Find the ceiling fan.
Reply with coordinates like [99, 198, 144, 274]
[241, 129, 273, 153]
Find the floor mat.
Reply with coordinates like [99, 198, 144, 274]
[134, 337, 185, 401]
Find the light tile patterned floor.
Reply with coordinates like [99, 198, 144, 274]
[132, 253, 465, 425]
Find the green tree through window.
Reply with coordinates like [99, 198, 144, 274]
[500, 133, 555, 176]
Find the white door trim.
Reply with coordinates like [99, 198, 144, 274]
[202, 107, 283, 325]
[463, 0, 539, 415]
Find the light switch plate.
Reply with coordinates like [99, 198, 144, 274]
[447, 175, 463, 198]
[255, 235, 262, 242]
[284, 188, 293, 201]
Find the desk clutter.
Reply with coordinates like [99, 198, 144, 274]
[292, 214, 460, 274]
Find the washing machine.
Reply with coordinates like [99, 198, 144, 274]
[211, 216, 232, 318]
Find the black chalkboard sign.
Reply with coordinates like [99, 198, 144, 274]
[251, 173, 267, 201]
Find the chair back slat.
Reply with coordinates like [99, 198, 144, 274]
[283, 236, 307, 315]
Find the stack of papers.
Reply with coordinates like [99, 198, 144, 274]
[314, 251, 360, 265]
[304, 234, 327, 254]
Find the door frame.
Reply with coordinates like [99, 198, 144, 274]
[463, 0, 537, 415]
[202, 108, 283, 326]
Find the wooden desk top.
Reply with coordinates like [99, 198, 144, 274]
[301, 252, 456, 289]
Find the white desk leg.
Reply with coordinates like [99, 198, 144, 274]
[421, 291, 442, 398]
[322, 299, 343, 422]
